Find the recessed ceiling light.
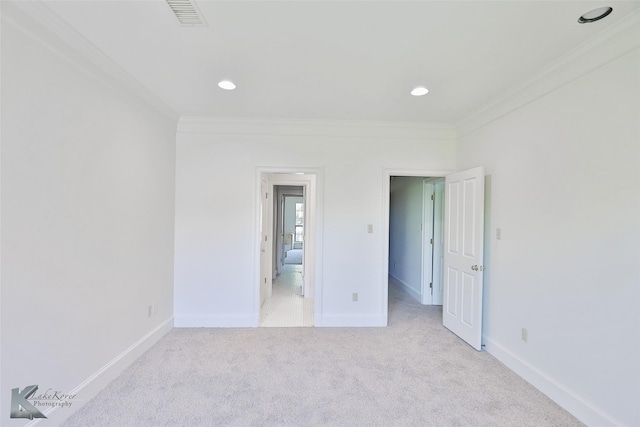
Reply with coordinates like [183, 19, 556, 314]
[218, 80, 236, 90]
[578, 6, 613, 24]
[411, 87, 429, 96]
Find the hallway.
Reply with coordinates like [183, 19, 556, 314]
[260, 264, 313, 327]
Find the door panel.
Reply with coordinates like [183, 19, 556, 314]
[462, 272, 475, 326]
[463, 178, 478, 257]
[443, 167, 485, 350]
[448, 182, 460, 254]
[446, 267, 458, 315]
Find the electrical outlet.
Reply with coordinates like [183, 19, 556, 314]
[367, 224, 373, 233]
[352, 293, 358, 302]
[496, 228, 502, 240]
[521, 327, 528, 342]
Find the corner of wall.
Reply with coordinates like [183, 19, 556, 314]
[455, 8, 640, 137]
[176, 116, 457, 141]
[2, 0, 179, 124]
[26, 317, 174, 426]
[484, 338, 626, 427]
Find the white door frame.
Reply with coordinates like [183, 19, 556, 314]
[259, 177, 272, 306]
[254, 167, 324, 327]
[432, 180, 446, 305]
[382, 169, 453, 323]
[421, 178, 446, 305]
[421, 180, 435, 305]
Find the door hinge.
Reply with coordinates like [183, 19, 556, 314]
[264, 235, 267, 242]
[429, 282, 433, 289]
[265, 192, 268, 199]
[431, 194, 435, 201]
[430, 238, 433, 245]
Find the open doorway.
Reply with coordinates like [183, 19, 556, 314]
[258, 172, 320, 327]
[388, 176, 445, 306]
[281, 192, 304, 270]
[383, 168, 486, 349]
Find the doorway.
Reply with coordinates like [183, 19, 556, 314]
[387, 175, 445, 307]
[280, 192, 304, 271]
[383, 168, 486, 349]
[257, 170, 322, 327]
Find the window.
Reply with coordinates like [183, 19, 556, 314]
[295, 202, 304, 242]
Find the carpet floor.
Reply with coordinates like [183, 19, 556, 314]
[62, 283, 582, 427]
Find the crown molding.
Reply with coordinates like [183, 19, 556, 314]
[177, 116, 457, 141]
[2, 0, 179, 124]
[456, 8, 640, 137]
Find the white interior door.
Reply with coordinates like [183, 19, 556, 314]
[442, 167, 485, 350]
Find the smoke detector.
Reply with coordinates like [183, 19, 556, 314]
[166, 0, 208, 27]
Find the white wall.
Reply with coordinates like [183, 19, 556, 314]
[1, 4, 177, 424]
[174, 119, 456, 327]
[388, 176, 424, 301]
[457, 40, 640, 427]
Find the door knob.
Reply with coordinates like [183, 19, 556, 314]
[471, 265, 478, 271]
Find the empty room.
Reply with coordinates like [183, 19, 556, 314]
[2, 1, 639, 426]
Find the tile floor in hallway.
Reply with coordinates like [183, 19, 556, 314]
[260, 263, 314, 327]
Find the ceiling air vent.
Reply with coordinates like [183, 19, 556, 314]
[166, 0, 208, 27]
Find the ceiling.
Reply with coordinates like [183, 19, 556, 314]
[39, 1, 640, 124]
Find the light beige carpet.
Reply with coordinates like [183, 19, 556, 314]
[62, 283, 582, 426]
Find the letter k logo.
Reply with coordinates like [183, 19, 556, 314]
[10, 385, 47, 419]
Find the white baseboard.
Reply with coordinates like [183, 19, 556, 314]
[319, 314, 387, 327]
[389, 273, 422, 303]
[174, 313, 258, 327]
[175, 312, 386, 327]
[27, 316, 174, 427]
[484, 337, 625, 427]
